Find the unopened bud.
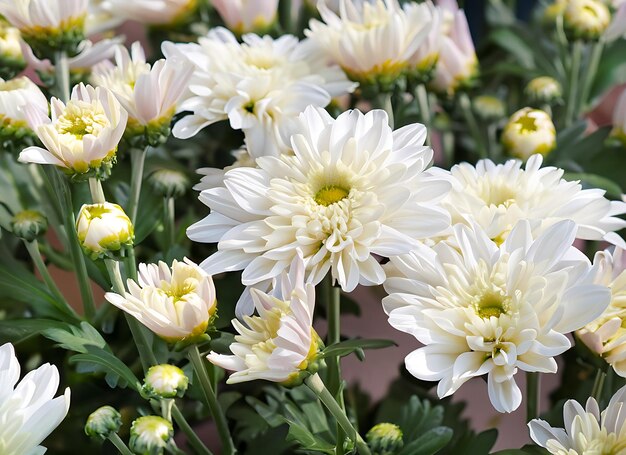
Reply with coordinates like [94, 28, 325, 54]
[525, 77, 562, 105]
[502, 108, 556, 160]
[84, 406, 122, 441]
[143, 364, 188, 399]
[129, 416, 173, 455]
[366, 423, 404, 455]
[76, 202, 134, 259]
[149, 169, 189, 199]
[11, 210, 48, 241]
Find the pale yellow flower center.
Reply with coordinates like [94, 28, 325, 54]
[513, 114, 539, 134]
[473, 290, 511, 319]
[160, 278, 198, 302]
[57, 101, 109, 138]
[0, 78, 27, 91]
[315, 185, 350, 206]
[476, 180, 517, 208]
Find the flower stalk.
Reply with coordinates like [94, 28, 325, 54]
[458, 92, 487, 159]
[89, 178, 106, 204]
[415, 84, 432, 146]
[172, 404, 214, 455]
[305, 373, 371, 455]
[128, 147, 148, 224]
[565, 40, 583, 127]
[526, 372, 540, 422]
[188, 345, 236, 455]
[164, 196, 176, 250]
[108, 433, 134, 455]
[579, 38, 604, 115]
[591, 368, 607, 402]
[54, 50, 70, 102]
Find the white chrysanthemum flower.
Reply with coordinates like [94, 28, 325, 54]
[501, 108, 556, 160]
[76, 202, 134, 259]
[529, 385, 626, 454]
[383, 220, 611, 413]
[431, 1, 477, 95]
[610, 89, 626, 148]
[212, 0, 279, 34]
[92, 42, 193, 145]
[442, 154, 626, 246]
[164, 27, 355, 158]
[85, 0, 124, 35]
[306, 0, 432, 86]
[189, 106, 451, 299]
[404, 1, 442, 79]
[194, 148, 256, 193]
[207, 252, 322, 384]
[0, 76, 47, 131]
[0, 342, 71, 454]
[101, 0, 197, 25]
[18, 83, 128, 176]
[105, 258, 217, 342]
[129, 416, 173, 455]
[577, 248, 626, 376]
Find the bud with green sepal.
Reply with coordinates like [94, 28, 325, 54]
[11, 210, 48, 242]
[472, 95, 506, 122]
[76, 202, 134, 260]
[525, 77, 563, 107]
[149, 169, 189, 199]
[366, 423, 404, 455]
[85, 406, 123, 441]
[129, 415, 175, 455]
[502, 108, 556, 160]
[563, 0, 611, 41]
[142, 364, 189, 400]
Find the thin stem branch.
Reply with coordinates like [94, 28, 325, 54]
[378, 93, 395, 129]
[108, 433, 133, 455]
[580, 39, 604, 115]
[54, 51, 70, 103]
[128, 147, 148, 224]
[89, 178, 106, 204]
[164, 197, 176, 251]
[172, 404, 214, 455]
[305, 373, 371, 455]
[565, 40, 583, 127]
[591, 369, 607, 402]
[415, 84, 432, 146]
[458, 92, 488, 159]
[188, 345, 236, 455]
[526, 372, 540, 422]
[24, 240, 79, 320]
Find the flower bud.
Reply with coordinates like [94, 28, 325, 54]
[129, 415, 173, 455]
[142, 364, 188, 399]
[11, 210, 48, 241]
[0, 21, 25, 80]
[472, 95, 506, 122]
[501, 108, 556, 160]
[149, 169, 189, 199]
[76, 202, 134, 259]
[525, 77, 562, 106]
[84, 406, 122, 441]
[543, 0, 566, 25]
[564, 0, 611, 41]
[212, 0, 279, 35]
[366, 423, 404, 455]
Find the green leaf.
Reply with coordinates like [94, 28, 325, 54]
[563, 173, 623, 199]
[398, 396, 445, 442]
[320, 338, 397, 360]
[43, 321, 108, 353]
[591, 40, 626, 102]
[488, 28, 535, 69]
[283, 418, 335, 454]
[398, 427, 454, 455]
[0, 319, 70, 344]
[70, 345, 141, 391]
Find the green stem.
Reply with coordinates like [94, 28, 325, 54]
[54, 50, 70, 102]
[591, 369, 606, 402]
[108, 433, 133, 455]
[378, 93, 395, 129]
[24, 240, 79, 320]
[89, 178, 106, 204]
[161, 399, 174, 422]
[128, 147, 148, 224]
[565, 40, 583, 127]
[53, 169, 96, 320]
[188, 345, 236, 455]
[278, 0, 293, 34]
[164, 197, 176, 251]
[580, 39, 604, 114]
[172, 404, 214, 455]
[526, 372, 540, 422]
[38, 243, 73, 270]
[415, 84, 432, 146]
[458, 92, 488, 159]
[305, 373, 371, 455]
[325, 276, 345, 455]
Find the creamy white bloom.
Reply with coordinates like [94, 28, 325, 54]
[0, 76, 47, 129]
[577, 248, 626, 376]
[212, 0, 279, 34]
[442, 154, 626, 246]
[92, 42, 193, 132]
[189, 106, 451, 298]
[610, 89, 626, 147]
[501, 108, 556, 160]
[529, 385, 626, 454]
[0, 0, 88, 35]
[194, 148, 256, 192]
[76, 202, 134, 259]
[405, 1, 442, 78]
[164, 27, 355, 158]
[85, 0, 124, 35]
[0, 342, 71, 455]
[383, 220, 610, 413]
[101, 0, 197, 25]
[105, 258, 217, 342]
[207, 252, 321, 384]
[431, 1, 477, 94]
[306, 0, 432, 85]
[18, 83, 128, 175]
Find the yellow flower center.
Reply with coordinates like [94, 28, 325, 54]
[474, 290, 511, 319]
[315, 185, 350, 206]
[514, 114, 538, 133]
[161, 278, 198, 302]
[57, 101, 109, 138]
[0, 78, 27, 91]
[85, 204, 113, 219]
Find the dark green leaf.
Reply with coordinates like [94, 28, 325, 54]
[398, 427, 454, 455]
[43, 321, 108, 353]
[70, 345, 141, 391]
[321, 339, 396, 360]
[0, 319, 70, 344]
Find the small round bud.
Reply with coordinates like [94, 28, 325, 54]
[564, 0, 611, 41]
[85, 406, 122, 441]
[502, 108, 557, 160]
[472, 95, 506, 121]
[149, 169, 189, 199]
[0, 22, 26, 80]
[543, 0, 566, 25]
[76, 202, 134, 260]
[142, 364, 189, 399]
[129, 415, 173, 455]
[525, 77, 562, 106]
[366, 423, 404, 455]
[11, 210, 48, 241]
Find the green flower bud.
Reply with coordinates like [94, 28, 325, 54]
[129, 416, 173, 455]
[149, 169, 189, 199]
[501, 108, 557, 160]
[85, 406, 123, 441]
[11, 210, 48, 241]
[564, 0, 610, 41]
[76, 202, 134, 260]
[525, 77, 562, 106]
[472, 95, 506, 121]
[366, 423, 404, 455]
[142, 364, 188, 399]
